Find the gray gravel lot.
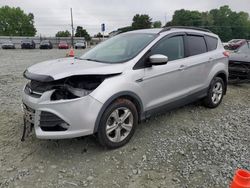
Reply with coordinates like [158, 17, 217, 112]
[0, 49, 249, 188]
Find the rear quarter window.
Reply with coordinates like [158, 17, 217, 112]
[187, 35, 207, 56]
[205, 36, 218, 51]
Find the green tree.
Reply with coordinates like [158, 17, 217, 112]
[117, 26, 133, 33]
[209, 6, 233, 41]
[0, 6, 36, 36]
[95, 32, 103, 38]
[166, 5, 250, 42]
[75, 26, 91, 41]
[153, 21, 162, 28]
[55, 30, 71, 37]
[132, 14, 152, 30]
[168, 9, 203, 27]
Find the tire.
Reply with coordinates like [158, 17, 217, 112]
[203, 77, 225, 108]
[97, 98, 138, 149]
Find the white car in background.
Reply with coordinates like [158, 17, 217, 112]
[74, 40, 86, 49]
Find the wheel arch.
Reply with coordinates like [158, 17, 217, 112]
[214, 71, 228, 94]
[93, 91, 144, 133]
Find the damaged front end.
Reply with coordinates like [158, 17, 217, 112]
[24, 74, 115, 100]
[21, 73, 118, 141]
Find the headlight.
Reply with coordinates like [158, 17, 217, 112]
[65, 85, 92, 97]
[51, 86, 93, 101]
[50, 75, 105, 101]
[24, 75, 117, 101]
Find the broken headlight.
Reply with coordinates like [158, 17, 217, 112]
[50, 75, 106, 101]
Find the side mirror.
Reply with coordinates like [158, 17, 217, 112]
[149, 54, 168, 66]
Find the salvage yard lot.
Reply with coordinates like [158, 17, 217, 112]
[0, 49, 249, 188]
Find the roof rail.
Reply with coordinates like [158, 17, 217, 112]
[159, 26, 212, 33]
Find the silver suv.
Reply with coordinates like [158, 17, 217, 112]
[22, 27, 228, 148]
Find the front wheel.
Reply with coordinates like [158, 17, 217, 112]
[97, 99, 138, 149]
[203, 77, 225, 108]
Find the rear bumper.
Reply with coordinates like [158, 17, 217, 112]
[22, 89, 103, 139]
[58, 46, 69, 49]
[75, 45, 86, 48]
[40, 45, 51, 49]
[22, 44, 34, 49]
[2, 45, 15, 49]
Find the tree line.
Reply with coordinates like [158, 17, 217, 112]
[0, 6, 91, 40]
[166, 5, 250, 41]
[1, 5, 250, 42]
[55, 26, 91, 41]
[117, 5, 250, 42]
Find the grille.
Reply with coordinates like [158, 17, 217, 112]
[39, 111, 69, 131]
[24, 81, 55, 98]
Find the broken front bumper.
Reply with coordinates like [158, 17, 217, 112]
[22, 89, 103, 139]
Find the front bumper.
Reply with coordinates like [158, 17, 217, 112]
[229, 63, 250, 80]
[22, 89, 103, 139]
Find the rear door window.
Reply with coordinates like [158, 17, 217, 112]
[205, 36, 218, 51]
[187, 35, 207, 56]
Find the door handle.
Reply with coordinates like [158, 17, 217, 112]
[178, 65, 187, 71]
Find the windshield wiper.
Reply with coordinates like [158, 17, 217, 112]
[83, 58, 102, 63]
[74, 57, 103, 63]
[74, 57, 84, 60]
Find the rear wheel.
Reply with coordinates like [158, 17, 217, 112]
[97, 99, 138, 149]
[203, 77, 225, 108]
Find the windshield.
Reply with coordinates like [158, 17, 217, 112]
[41, 40, 49, 44]
[23, 39, 32, 43]
[80, 33, 157, 63]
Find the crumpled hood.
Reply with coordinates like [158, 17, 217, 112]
[229, 53, 250, 63]
[25, 58, 126, 81]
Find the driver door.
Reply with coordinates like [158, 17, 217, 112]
[141, 34, 190, 111]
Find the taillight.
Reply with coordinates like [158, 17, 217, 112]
[223, 51, 230, 57]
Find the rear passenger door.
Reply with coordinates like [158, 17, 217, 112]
[183, 34, 212, 93]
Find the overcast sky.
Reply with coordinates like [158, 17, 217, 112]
[1, 0, 250, 36]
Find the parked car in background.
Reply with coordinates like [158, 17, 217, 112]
[21, 39, 36, 49]
[58, 41, 69, 49]
[224, 39, 246, 51]
[229, 40, 250, 82]
[1, 41, 15, 49]
[75, 40, 86, 49]
[40, 40, 53, 49]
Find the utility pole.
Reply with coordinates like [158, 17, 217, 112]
[70, 8, 74, 47]
[165, 13, 167, 26]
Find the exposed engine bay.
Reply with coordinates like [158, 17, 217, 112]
[24, 75, 115, 100]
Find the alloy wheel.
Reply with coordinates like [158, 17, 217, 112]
[211, 82, 223, 104]
[105, 107, 134, 143]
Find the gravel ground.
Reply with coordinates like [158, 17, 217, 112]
[0, 49, 249, 188]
